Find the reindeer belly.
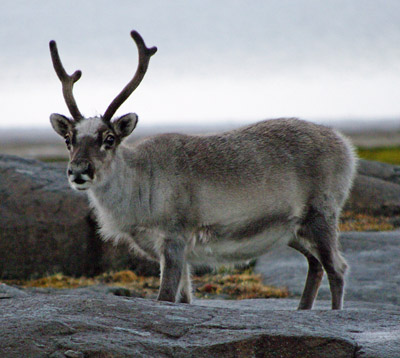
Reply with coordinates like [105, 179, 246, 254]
[188, 218, 298, 265]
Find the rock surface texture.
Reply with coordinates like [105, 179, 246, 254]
[0, 289, 399, 358]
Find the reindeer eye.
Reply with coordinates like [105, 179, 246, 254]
[104, 134, 115, 147]
[65, 135, 71, 148]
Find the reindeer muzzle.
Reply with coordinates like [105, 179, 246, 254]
[67, 160, 94, 190]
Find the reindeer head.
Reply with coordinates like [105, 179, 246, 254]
[49, 31, 157, 191]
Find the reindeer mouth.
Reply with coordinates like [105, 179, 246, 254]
[72, 183, 91, 191]
[70, 181, 92, 191]
[68, 174, 93, 191]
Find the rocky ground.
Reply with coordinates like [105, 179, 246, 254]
[2, 229, 399, 357]
[1, 284, 399, 358]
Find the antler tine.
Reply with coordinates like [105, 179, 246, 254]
[49, 40, 84, 121]
[103, 30, 157, 122]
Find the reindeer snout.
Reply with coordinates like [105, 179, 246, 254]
[68, 160, 94, 185]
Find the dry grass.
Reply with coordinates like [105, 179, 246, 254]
[6, 268, 288, 300]
[194, 269, 288, 300]
[339, 211, 394, 232]
[16, 270, 161, 298]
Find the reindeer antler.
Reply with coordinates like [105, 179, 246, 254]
[103, 30, 157, 122]
[49, 40, 84, 121]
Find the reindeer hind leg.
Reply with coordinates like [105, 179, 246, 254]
[289, 240, 324, 310]
[299, 205, 348, 310]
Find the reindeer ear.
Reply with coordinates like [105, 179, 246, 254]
[112, 113, 138, 139]
[50, 113, 73, 137]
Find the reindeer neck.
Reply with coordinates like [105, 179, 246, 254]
[88, 145, 152, 224]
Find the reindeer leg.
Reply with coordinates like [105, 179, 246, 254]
[317, 239, 348, 310]
[300, 206, 348, 310]
[289, 241, 324, 310]
[178, 263, 192, 303]
[157, 236, 186, 303]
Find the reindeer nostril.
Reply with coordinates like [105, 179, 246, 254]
[74, 177, 86, 185]
[69, 161, 94, 179]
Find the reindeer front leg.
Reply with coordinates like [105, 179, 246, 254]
[178, 263, 192, 303]
[157, 236, 186, 303]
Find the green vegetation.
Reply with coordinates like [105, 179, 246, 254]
[357, 146, 400, 165]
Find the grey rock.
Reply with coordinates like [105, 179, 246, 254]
[22, 284, 143, 299]
[196, 297, 400, 311]
[0, 283, 28, 299]
[64, 351, 84, 358]
[357, 159, 400, 185]
[0, 154, 98, 279]
[344, 159, 400, 215]
[49, 352, 67, 358]
[255, 230, 400, 306]
[346, 174, 400, 215]
[0, 295, 399, 358]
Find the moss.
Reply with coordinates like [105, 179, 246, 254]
[357, 146, 400, 165]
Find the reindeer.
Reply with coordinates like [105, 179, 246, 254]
[49, 30, 357, 309]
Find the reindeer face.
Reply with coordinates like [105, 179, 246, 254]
[50, 113, 137, 191]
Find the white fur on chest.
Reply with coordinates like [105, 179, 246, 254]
[88, 189, 163, 260]
[89, 191, 129, 236]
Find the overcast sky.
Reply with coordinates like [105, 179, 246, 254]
[1, 0, 400, 129]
